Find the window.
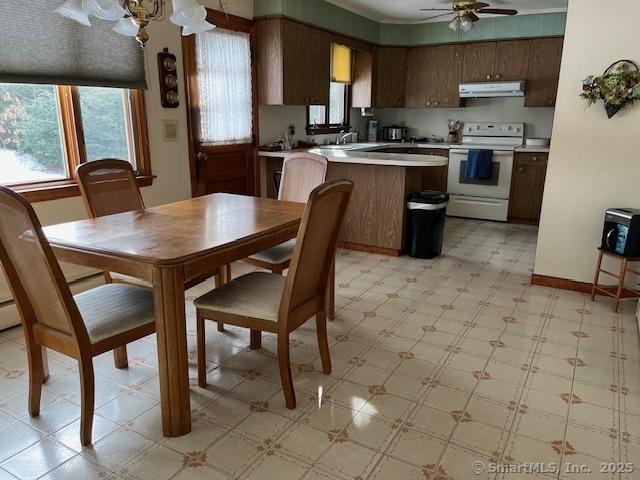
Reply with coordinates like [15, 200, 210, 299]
[196, 27, 253, 145]
[0, 83, 150, 202]
[306, 82, 350, 135]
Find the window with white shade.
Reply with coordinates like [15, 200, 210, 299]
[195, 27, 253, 145]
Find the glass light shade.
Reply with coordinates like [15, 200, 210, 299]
[182, 20, 215, 36]
[460, 15, 473, 32]
[55, 0, 91, 26]
[84, 0, 126, 21]
[171, 0, 207, 26]
[113, 17, 139, 36]
[448, 17, 460, 31]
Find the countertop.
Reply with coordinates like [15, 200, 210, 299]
[514, 146, 551, 153]
[259, 142, 450, 167]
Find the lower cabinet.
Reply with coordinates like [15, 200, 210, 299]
[263, 156, 284, 199]
[508, 152, 548, 224]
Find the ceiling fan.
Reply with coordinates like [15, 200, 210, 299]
[420, 1, 518, 32]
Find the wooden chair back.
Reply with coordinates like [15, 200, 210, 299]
[76, 159, 145, 217]
[0, 187, 88, 346]
[279, 179, 353, 328]
[278, 153, 328, 203]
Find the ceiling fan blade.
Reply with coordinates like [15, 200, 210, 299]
[419, 8, 454, 11]
[420, 12, 455, 21]
[465, 2, 490, 9]
[477, 8, 518, 15]
[466, 12, 480, 21]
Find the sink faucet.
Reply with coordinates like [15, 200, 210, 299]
[336, 131, 358, 145]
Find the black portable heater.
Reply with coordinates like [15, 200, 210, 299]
[601, 208, 640, 257]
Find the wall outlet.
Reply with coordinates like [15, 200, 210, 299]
[288, 124, 296, 136]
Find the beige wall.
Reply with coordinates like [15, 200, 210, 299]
[0, 1, 254, 327]
[534, 0, 640, 283]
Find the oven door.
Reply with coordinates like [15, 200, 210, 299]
[447, 149, 514, 199]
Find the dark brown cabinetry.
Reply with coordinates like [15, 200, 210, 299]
[373, 47, 407, 108]
[462, 40, 530, 82]
[257, 18, 329, 105]
[352, 50, 373, 108]
[406, 45, 463, 108]
[508, 152, 548, 224]
[525, 37, 564, 107]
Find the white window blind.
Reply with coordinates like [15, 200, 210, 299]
[196, 27, 253, 145]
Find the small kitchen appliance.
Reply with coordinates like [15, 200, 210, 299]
[382, 125, 409, 142]
[601, 208, 640, 257]
[447, 122, 524, 221]
[367, 120, 379, 142]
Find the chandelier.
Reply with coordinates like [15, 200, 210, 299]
[55, 0, 215, 47]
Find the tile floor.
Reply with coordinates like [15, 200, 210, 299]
[0, 218, 639, 479]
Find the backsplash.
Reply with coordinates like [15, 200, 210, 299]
[359, 98, 556, 141]
[260, 98, 555, 147]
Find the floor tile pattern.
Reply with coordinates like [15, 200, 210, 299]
[0, 218, 638, 479]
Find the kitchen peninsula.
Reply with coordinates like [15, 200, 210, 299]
[259, 144, 448, 255]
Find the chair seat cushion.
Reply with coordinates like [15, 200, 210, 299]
[75, 284, 155, 344]
[194, 272, 285, 322]
[247, 239, 296, 266]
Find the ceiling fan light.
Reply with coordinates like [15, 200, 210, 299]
[460, 15, 473, 31]
[448, 17, 460, 31]
[84, 0, 126, 21]
[55, 0, 91, 26]
[113, 17, 139, 37]
[181, 20, 215, 36]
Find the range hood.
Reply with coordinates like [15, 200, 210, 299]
[459, 81, 526, 98]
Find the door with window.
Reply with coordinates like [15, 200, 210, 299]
[182, 10, 258, 197]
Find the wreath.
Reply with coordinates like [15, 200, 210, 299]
[581, 60, 640, 118]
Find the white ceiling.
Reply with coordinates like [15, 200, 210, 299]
[326, 0, 568, 24]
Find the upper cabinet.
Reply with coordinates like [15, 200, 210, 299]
[462, 40, 530, 82]
[373, 47, 407, 108]
[352, 50, 374, 108]
[462, 42, 497, 82]
[525, 37, 564, 107]
[406, 45, 463, 108]
[256, 18, 330, 105]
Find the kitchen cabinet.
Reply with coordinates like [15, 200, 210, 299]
[462, 40, 530, 82]
[525, 37, 564, 107]
[352, 50, 373, 108]
[508, 152, 548, 223]
[462, 42, 497, 82]
[263, 156, 284, 199]
[420, 149, 449, 193]
[256, 18, 330, 105]
[405, 45, 463, 108]
[373, 47, 407, 108]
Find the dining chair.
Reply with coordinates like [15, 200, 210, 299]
[0, 186, 157, 446]
[195, 179, 353, 409]
[76, 159, 225, 369]
[216, 153, 334, 332]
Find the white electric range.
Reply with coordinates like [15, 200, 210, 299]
[447, 122, 524, 222]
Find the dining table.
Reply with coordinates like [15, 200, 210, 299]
[43, 193, 305, 437]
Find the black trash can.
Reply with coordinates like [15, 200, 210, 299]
[406, 191, 449, 259]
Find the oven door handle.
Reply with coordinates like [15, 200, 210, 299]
[450, 149, 513, 155]
[452, 197, 506, 206]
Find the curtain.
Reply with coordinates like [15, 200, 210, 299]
[0, 0, 146, 89]
[196, 27, 253, 145]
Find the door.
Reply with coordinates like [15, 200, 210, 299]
[432, 45, 464, 107]
[282, 20, 330, 105]
[374, 46, 407, 108]
[508, 153, 548, 222]
[405, 46, 438, 107]
[525, 37, 564, 107]
[183, 10, 259, 196]
[462, 42, 497, 82]
[494, 40, 530, 81]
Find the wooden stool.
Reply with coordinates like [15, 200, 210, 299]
[591, 248, 640, 312]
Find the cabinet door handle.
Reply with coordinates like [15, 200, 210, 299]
[532, 156, 538, 161]
[495, 74, 501, 79]
[434, 101, 440, 106]
[426, 101, 432, 106]
[486, 74, 492, 80]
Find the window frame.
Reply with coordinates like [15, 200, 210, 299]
[4, 86, 152, 203]
[305, 83, 351, 135]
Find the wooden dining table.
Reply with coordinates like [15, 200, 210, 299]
[43, 193, 305, 437]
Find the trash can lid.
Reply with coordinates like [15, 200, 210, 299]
[408, 190, 449, 204]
